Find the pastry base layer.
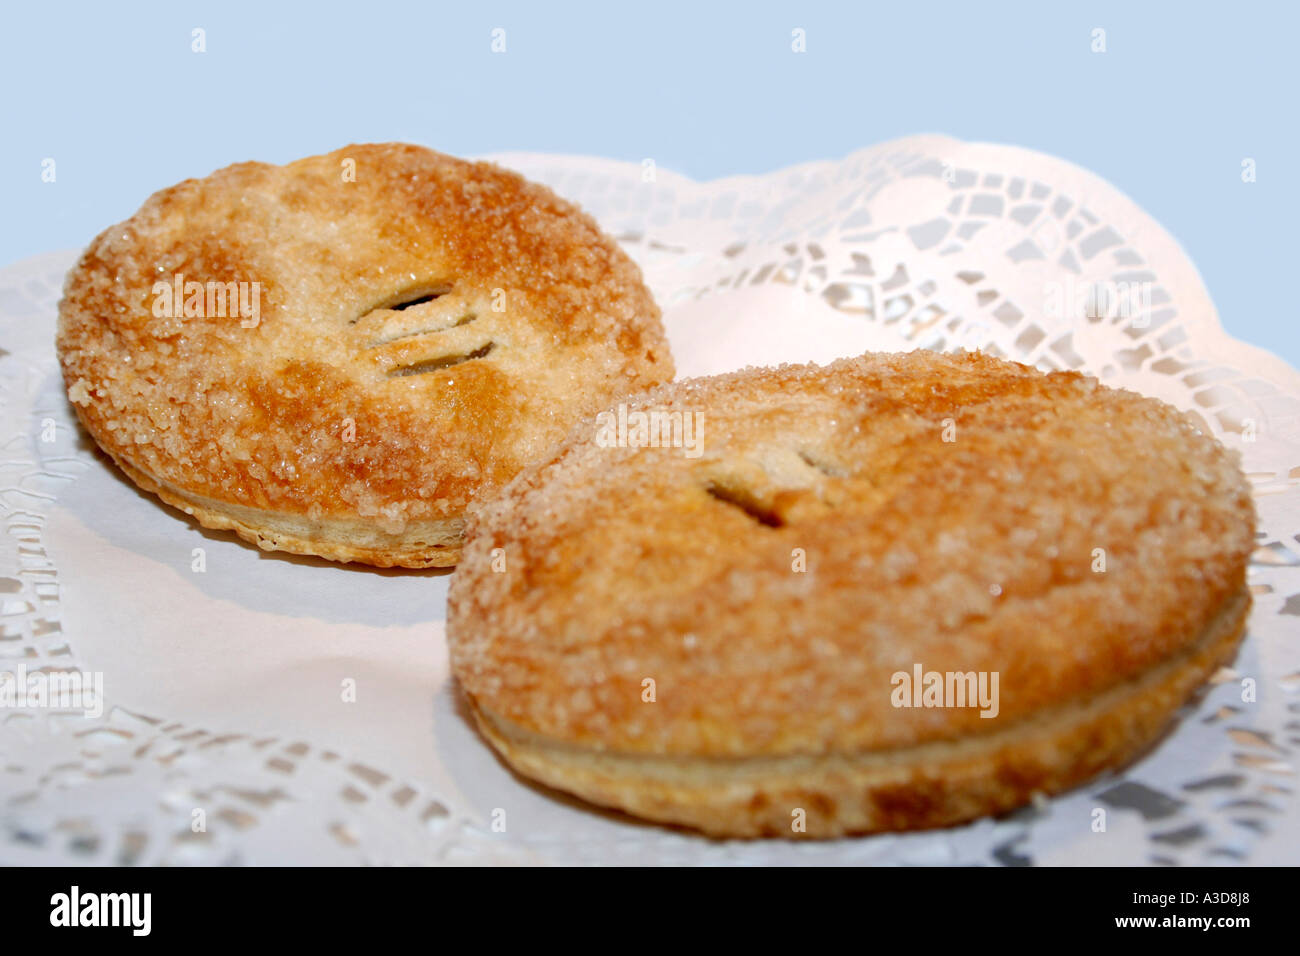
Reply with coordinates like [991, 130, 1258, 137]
[467, 587, 1250, 838]
[110, 453, 462, 568]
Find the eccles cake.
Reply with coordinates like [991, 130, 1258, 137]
[57, 144, 672, 566]
[447, 351, 1255, 837]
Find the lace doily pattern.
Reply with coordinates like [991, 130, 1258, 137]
[2, 138, 1297, 865]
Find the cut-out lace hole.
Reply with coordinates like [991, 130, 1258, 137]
[388, 342, 495, 377]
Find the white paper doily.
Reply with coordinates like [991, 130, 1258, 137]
[2, 136, 1297, 866]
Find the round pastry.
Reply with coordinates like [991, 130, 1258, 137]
[56, 143, 672, 567]
[447, 349, 1255, 838]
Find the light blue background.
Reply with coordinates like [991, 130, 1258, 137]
[3, 0, 1295, 366]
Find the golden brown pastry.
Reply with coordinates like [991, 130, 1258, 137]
[447, 349, 1255, 837]
[57, 143, 672, 567]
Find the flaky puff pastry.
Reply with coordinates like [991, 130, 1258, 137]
[447, 350, 1255, 838]
[57, 144, 672, 567]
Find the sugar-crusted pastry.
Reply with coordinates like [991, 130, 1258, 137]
[56, 143, 672, 567]
[447, 350, 1255, 838]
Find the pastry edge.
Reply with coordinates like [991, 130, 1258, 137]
[465, 586, 1251, 838]
[107, 451, 463, 569]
